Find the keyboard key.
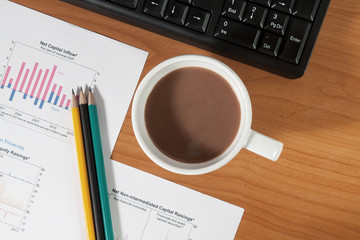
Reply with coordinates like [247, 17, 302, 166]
[215, 17, 261, 50]
[264, 10, 289, 35]
[74, 0, 330, 78]
[109, 0, 138, 9]
[250, 0, 271, 7]
[293, 0, 320, 21]
[185, 7, 211, 32]
[192, 0, 222, 12]
[279, 18, 311, 64]
[271, 0, 296, 14]
[221, 0, 247, 21]
[258, 32, 282, 56]
[242, 3, 268, 28]
[143, 0, 168, 18]
[178, 0, 192, 4]
[164, 1, 189, 25]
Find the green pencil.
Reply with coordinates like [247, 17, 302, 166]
[87, 87, 114, 240]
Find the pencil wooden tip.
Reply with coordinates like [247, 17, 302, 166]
[88, 89, 96, 105]
[79, 88, 87, 105]
[71, 92, 78, 109]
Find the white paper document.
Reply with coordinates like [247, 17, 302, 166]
[0, 1, 147, 239]
[0, 1, 244, 239]
[107, 161, 244, 240]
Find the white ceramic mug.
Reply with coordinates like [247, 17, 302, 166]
[132, 55, 283, 175]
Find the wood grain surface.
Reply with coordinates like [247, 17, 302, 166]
[12, 0, 360, 239]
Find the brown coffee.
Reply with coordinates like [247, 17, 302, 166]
[145, 67, 240, 163]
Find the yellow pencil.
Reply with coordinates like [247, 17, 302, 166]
[71, 90, 96, 240]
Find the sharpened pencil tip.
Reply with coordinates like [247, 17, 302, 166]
[71, 92, 78, 109]
[88, 88, 96, 105]
[79, 88, 87, 105]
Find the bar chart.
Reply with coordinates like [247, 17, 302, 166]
[3, 60, 65, 109]
[0, 41, 98, 142]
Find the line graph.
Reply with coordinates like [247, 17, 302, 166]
[0, 152, 40, 185]
[0, 153, 43, 229]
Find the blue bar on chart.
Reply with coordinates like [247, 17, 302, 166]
[7, 78, 13, 88]
[47, 84, 57, 103]
[39, 66, 57, 109]
[54, 86, 63, 105]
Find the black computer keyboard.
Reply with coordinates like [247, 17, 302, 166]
[63, 0, 330, 78]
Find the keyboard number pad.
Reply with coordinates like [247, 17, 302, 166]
[242, 3, 268, 28]
[215, 17, 261, 50]
[258, 32, 282, 57]
[221, 0, 247, 21]
[216, 0, 315, 64]
[264, 10, 289, 35]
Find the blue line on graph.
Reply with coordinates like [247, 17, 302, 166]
[0, 170, 35, 185]
[34, 98, 39, 105]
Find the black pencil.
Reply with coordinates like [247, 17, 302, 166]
[78, 88, 105, 240]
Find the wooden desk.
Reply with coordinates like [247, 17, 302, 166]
[13, 0, 360, 239]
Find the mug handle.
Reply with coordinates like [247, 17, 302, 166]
[244, 130, 283, 161]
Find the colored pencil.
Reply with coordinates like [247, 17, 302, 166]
[88, 87, 114, 240]
[71, 90, 96, 240]
[79, 88, 105, 240]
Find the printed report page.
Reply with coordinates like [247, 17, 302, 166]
[0, 1, 147, 239]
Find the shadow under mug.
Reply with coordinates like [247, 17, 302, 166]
[132, 55, 283, 175]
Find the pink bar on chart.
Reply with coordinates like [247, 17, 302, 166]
[36, 69, 49, 99]
[59, 94, 66, 107]
[25, 63, 39, 95]
[65, 99, 71, 109]
[9, 78, 13, 85]
[19, 69, 30, 92]
[30, 69, 43, 97]
[1, 66, 11, 87]
[12, 62, 26, 91]
[51, 83, 57, 92]
[41, 65, 57, 101]
[57, 86, 63, 97]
